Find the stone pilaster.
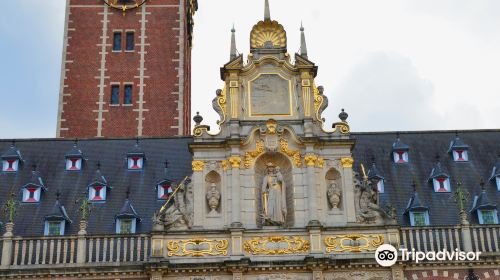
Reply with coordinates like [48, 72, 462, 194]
[229, 155, 242, 227]
[341, 157, 357, 223]
[305, 153, 319, 224]
[192, 165, 205, 228]
[76, 220, 88, 264]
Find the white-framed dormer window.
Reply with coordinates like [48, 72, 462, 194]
[66, 158, 82, 171]
[433, 177, 451, 193]
[393, 151, 409, 163]
[22, 187, 42, 203]
[157, 183, 173, 200]
[116, 218, 136, 234]
[127, 156, 144, 170]
[89, 185, 107, 202]
[44, 220, 65, 236]
[452, 149, 468, 162]
[376, 179, 385, 193]
[409, 211, 430, 226]
[478, 209, 499, 225]
[2, 159, 19, 172]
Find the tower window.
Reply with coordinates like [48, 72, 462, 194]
[124, 85, 133, 105]
[126, 32, 135, 51]
[113, 32, 122, 51]
[111, 85, 120, 104]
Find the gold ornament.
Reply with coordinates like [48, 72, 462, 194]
[324, 234, 384, 253]
[193, 125, 210, 137]
[279, 139, 302, 167]
[313, 85, 325, 123]
[250, 20, 287, 49]
[316, 157, 325, 168]
[244, 140, 265, 168]
[229, 156, 242, 169]
[192, 160, 205, 172]
[304, 154, 318, 167]
[341, 157, 354, 168]
[216, 86, 227, 126]
[167, 239, 229, 257]
[244, 236, 310, 255]
[221, 160, 229, 171]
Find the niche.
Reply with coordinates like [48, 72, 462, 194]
[205, 171, 221, 216]
[325, 168, 342, 210]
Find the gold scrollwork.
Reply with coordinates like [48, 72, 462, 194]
[192, 160, 205, 172]
[313, 85, 324, 123]
[244, 236, 310, 255]
[324, 234, 384, 253]
[193, 125, 210, 137]
[221, 160, 229, 171]
[229, 156, 242, 169]
[333, 122, 350, 134]
[341, 157, 354, 168]
[216, 86, 227, 126]
[244, 140, 265, 168]
[279, 139, 302, 167]
[167, 239, 229, 257]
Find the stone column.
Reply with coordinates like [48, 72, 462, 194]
[0, 222, 14, 268]
[305, 153, 319, 225]
[460, 210, 473, 252]
[229, 155, 242, 228]
[76, 220, 87, 264]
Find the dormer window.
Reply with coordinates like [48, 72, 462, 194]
[405, 185, 430, 226]
[44, 197, 72, 236]
[410, 211, 430, 226]
[89, 185, 107, 201]
[367, 162, 385, 193]
[65, 141, 84, 171]
[448, 134, 469, 162]
[128, 156, 144, 170]
[433, 177, 451, 193]
[392, 137, 409, 164]
[2, 159, 19, 172]
[470, 183, 498, 225]
[2, 143, 22, 172]
[127, 140, 145, 171]
[157, 182, 173, 200]
[21, 169, 46, 203]
[115, 199, 140, 234]
[429, 162, 451, 193]
[66, 158, 82, 171]
[490, 162, 500, 191]
[88, 163, 109, 202]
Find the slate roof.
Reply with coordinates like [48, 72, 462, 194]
[352, 129, 500, 226]
[0, 137, 192, 236]
[0, 130, 499, 235]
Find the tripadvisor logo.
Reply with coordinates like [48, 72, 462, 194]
[375, 244, 482, 267]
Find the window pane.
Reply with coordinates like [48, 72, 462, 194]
[120, 219, 132, 234]
[413, 212, 427, 226]
[482, 211, 495, 224]
[48, 222, 61, 235]
[126, 32, 134, 51]
[111, 85, 120, 104]
[113, 32, 122, 51]
[124, 85, 133, 104]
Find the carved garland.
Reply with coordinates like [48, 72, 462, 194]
[167, 239, 229, 257]
[324, 234, 384, 253]
[279, 139, 302, 167]
[244, 236, 310, 255]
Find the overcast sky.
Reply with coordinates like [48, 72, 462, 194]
[0, 0, 499, 139]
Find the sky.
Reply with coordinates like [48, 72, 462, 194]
[0, 0, 499, 139]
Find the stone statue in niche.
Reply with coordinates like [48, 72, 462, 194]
[206, 183, 221, 215]
[327, 182, 341, 209]
[354, 173, 396, 225]
[261, 162, 287, 226]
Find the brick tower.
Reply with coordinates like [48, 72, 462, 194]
[56, 0, 197, 138]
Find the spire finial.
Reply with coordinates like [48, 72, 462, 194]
[480, 178, 485, 191]
[164, 160, 169, 169]
[230, 24, 237, 60]
[56, 190, 61, 201]
[126, 187, 131, 199]
[300, 21, 308, 58]
[96, 161, 101, 170]
[412, 180, 417, 193]
[264, 0, 271, 21]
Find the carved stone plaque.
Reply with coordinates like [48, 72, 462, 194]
[249, 74, 292, 116]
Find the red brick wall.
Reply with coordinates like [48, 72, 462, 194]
[57, 0, 194, 138]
